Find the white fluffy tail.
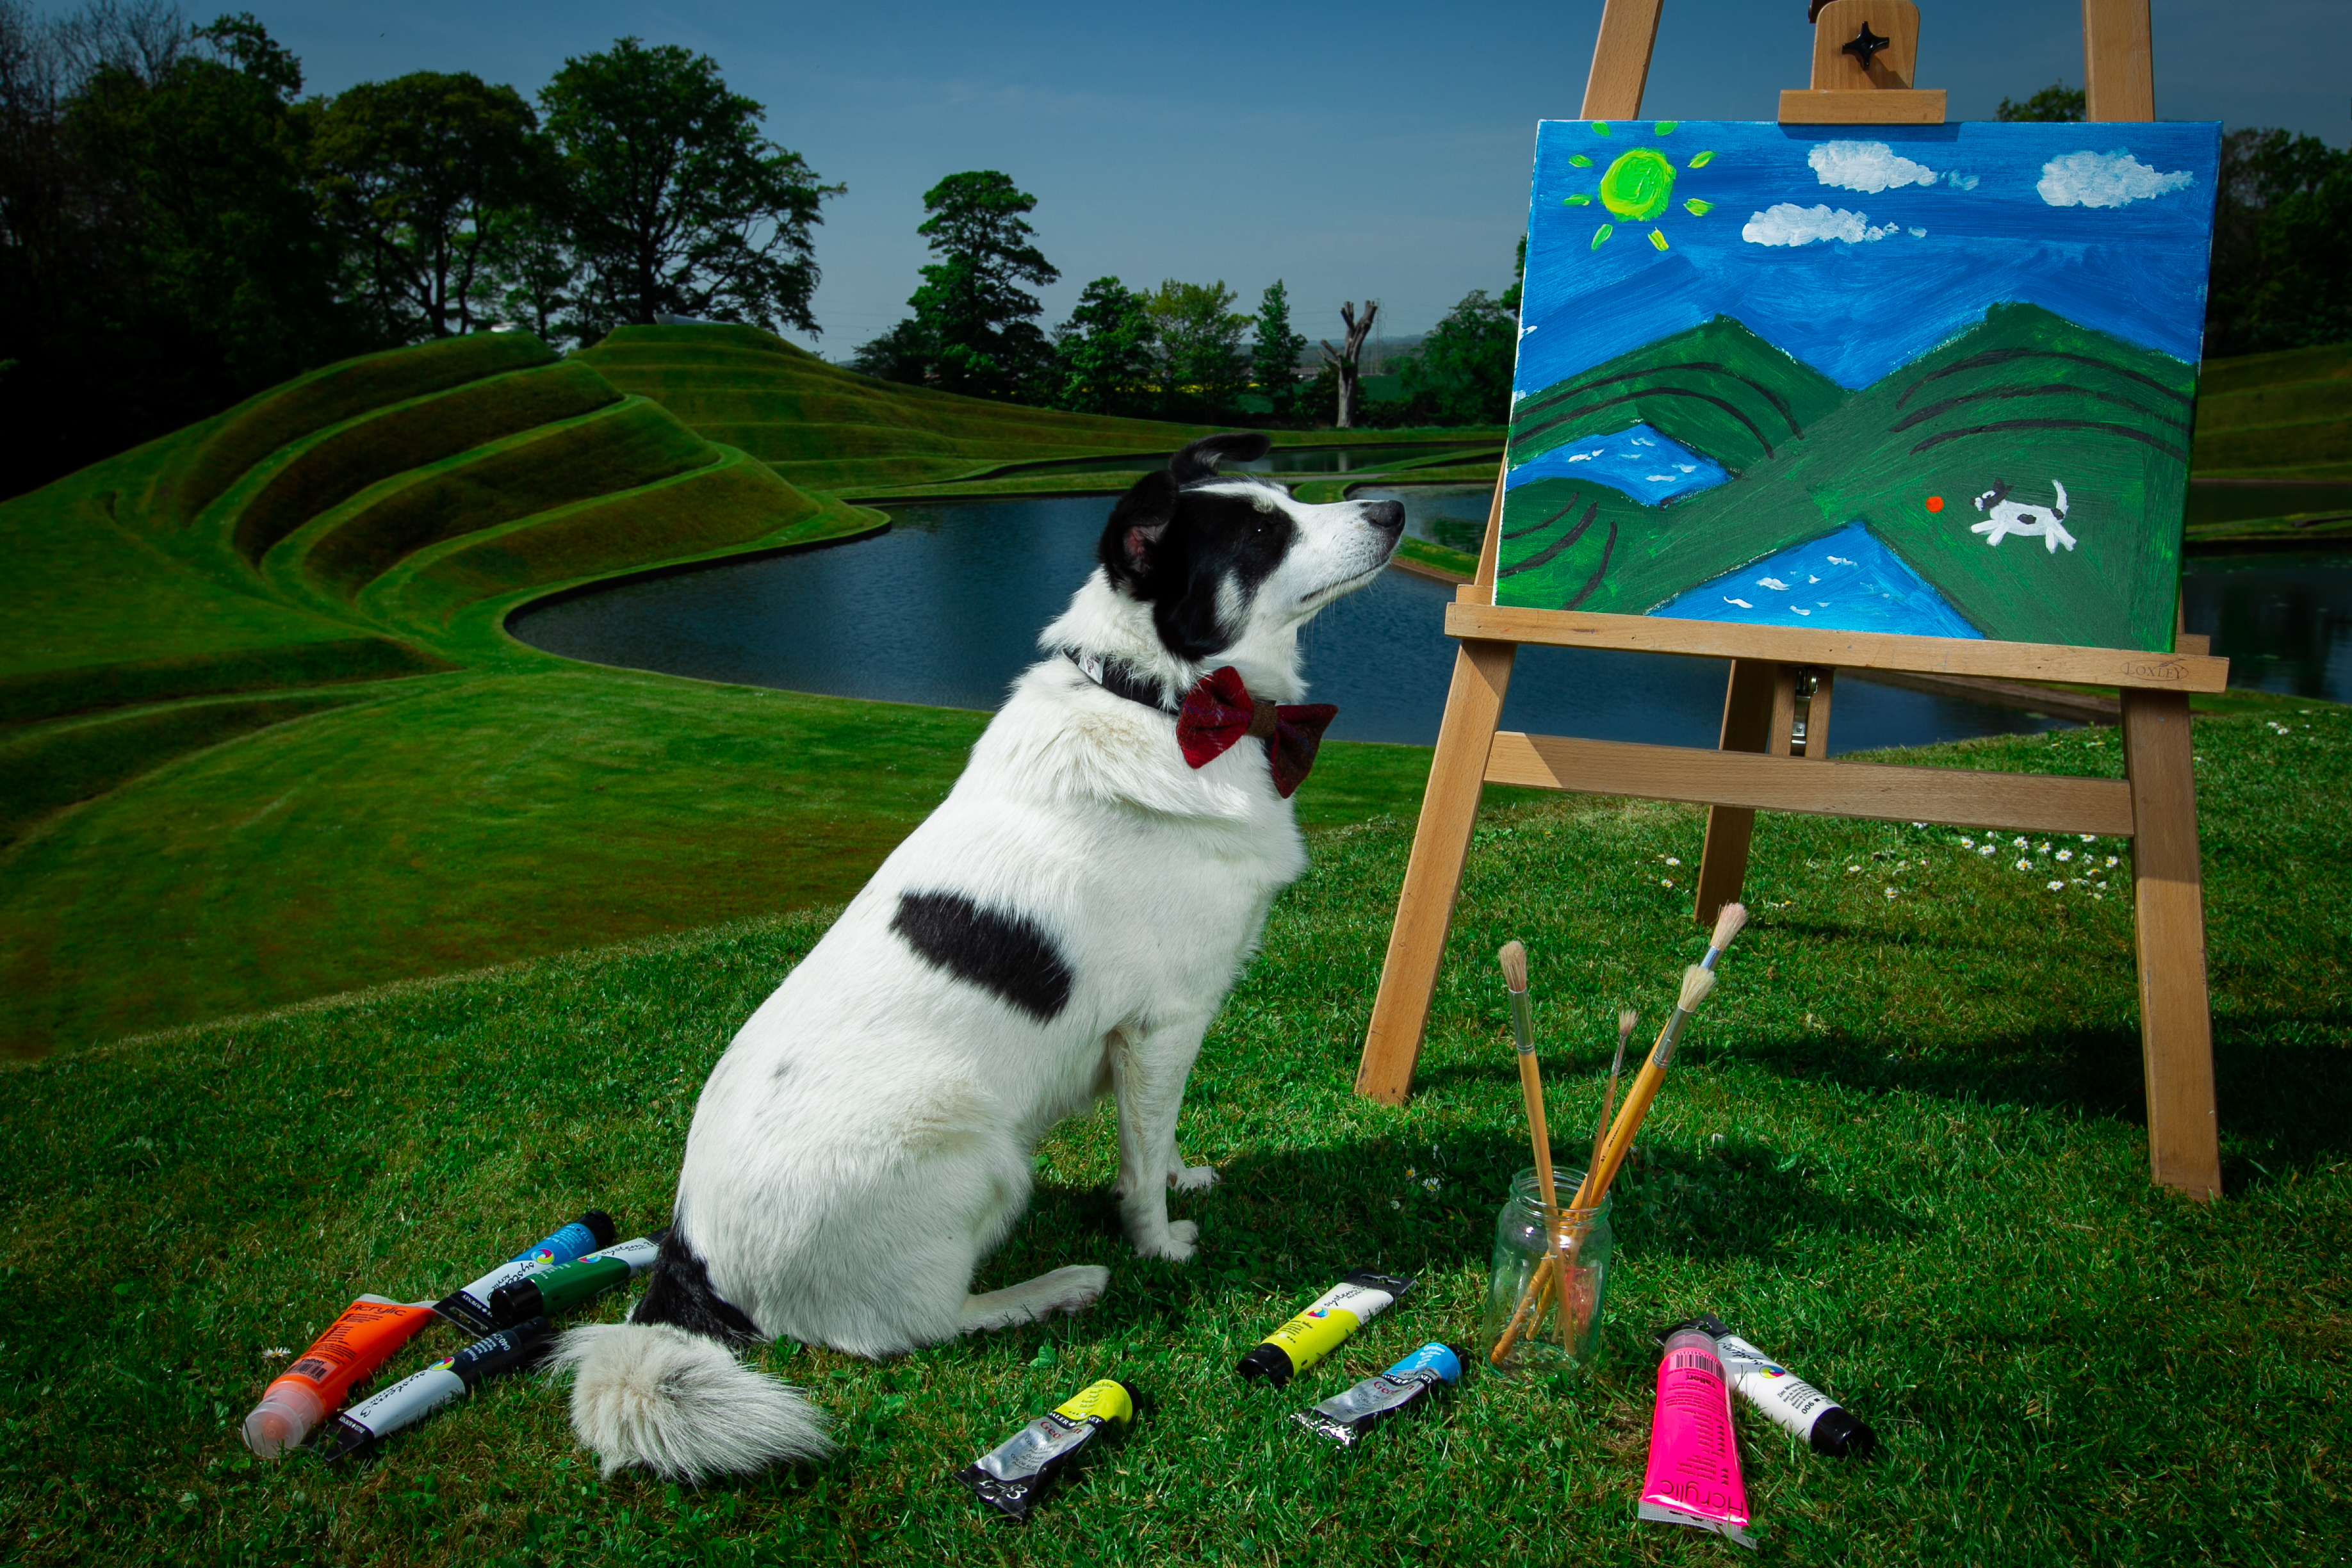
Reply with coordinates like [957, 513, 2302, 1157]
[551, 1322, 833, 1483]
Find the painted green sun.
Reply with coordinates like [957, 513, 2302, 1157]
[1563, 123, 1717, 252]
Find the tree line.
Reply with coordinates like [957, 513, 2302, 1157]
[0, 3, 838, 495]
[844, 169, 1524, 430]
[1, 12, 2342, 500]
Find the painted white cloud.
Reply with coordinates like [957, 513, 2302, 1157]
[1742, 204, 1899, 247]
[1945, 172, 1979, 191]
[2038, 149, 2194, 208]
[1809, 141, 1938, 193]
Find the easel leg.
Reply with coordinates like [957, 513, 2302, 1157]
[1691, 660, 1790, 926]
[2121, 689, 2221, 1200]
[1357, 639, 1517, 1104]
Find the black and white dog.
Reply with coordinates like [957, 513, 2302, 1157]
[555, 433, 1403, 1480]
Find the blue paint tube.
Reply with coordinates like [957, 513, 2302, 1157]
[307, 1318, 556, 1464]
[1291, 1342, 1462, 1446]
[433, 1211, 616, 1335]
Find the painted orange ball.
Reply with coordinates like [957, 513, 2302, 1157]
[1925, 495, 1945, 512]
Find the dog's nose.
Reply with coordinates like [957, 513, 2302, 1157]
[1362, 499, 1405, 536]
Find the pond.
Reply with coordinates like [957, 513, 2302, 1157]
[2180, 553, 2352, 705]
[512, 494, 2080, 753]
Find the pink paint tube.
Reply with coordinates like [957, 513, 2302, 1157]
[1638, 1323, 1757, 1549]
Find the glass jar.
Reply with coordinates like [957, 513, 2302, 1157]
[1480, 1167, 1613, 1374]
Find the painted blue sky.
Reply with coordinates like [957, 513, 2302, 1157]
[1515, 120, 2223, 394]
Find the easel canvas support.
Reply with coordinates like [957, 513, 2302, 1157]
[1354, 0, 2226, 1200]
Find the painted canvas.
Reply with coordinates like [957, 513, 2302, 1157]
[1499, 120, 2223, 652]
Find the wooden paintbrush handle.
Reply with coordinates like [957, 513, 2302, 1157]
[1573, 1053, 1667, 1210]
[1518, 1051, 1558, 1210]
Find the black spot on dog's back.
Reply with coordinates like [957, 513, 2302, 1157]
[891, 890, 1073, 1022]
[632, 1227, 761, 1347]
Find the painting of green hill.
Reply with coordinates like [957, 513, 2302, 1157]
[1501, 305, 2199, 651]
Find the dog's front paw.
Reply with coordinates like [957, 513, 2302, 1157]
[1043, 1264, 1112, 1316]
[1133, 1220, 1199, 1262]
[1168, 1163, 1220, 1192]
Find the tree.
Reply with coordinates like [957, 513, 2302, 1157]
[1145, 278, 1249, 418]
[2207, 128, 2352, 356]
[1997, 81, 2085, 122]
[858, 170, 1059, 400]
[541, 37, 840, 337]
[3, 7, 365, 495]
[1250, 279, 1307, 423]
[478, 196, 578, 344]
[311, 70, 540, 339]
[1398, 288, 1515, 425]
[1318, 298, 1378, 429]
[1051, 275, 1155, 416]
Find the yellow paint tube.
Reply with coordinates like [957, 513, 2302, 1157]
[1236, 1270, 1416, 1387]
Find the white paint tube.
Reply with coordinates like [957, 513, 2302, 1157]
[1678, 1314, 1876, 1458]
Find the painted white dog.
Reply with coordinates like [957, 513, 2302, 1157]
[553, 433, 1404, 1481]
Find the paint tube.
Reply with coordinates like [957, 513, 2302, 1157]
[1671, 1315, 1877, 1458]
[1291, 1342, 1462, 1446]
[954, 1378, 1136, 1521]
[1236, 1270, 1415, 1387]
[433, 1210, 617, 1334]
[1638, 1323, 1757, 1549]
[307, 1318, 557, 1464]
[485, 1231, 665, 1327]
[241, 1296, 437, 1458]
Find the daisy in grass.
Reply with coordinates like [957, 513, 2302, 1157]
[2016, 859, 2032, 872]
[2047, 880, 2064, 892]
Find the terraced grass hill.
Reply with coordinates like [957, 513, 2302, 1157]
[575, 323, 1229, 494]
[1, 327, 1441, 1058]
[0, 329, 887, 1054]
[2186, 338, 2352, 544]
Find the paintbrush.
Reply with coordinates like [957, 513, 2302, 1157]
[1572, 964, 1719, 1213]
[1587, 1008, 1638, 1191]
[1699, 899, 1749, 973]
[1490, 941, 1574, 1367]
[1496, 942, 1558, 1213]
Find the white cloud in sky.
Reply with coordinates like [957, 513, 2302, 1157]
[1809, 141, 1938, 193]
[1743, 204, 1899, 246]
[2037, 150, 2195, 208]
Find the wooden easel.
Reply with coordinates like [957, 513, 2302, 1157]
[1355, 0, 2228, 1200]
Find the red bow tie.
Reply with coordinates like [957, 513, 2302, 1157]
[1174, 666, 1336, 799]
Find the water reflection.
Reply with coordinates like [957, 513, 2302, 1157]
[511, 494, 2069, 751]
[2181, 553, 2352, 703]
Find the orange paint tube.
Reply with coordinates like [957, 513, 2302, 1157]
[242, 1295, 436, 1458]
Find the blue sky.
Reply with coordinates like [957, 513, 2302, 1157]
[37, 0, 2347, 352]
[1516, 120, 2223, 392]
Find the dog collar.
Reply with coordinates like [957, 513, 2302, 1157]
[1062, 648, 1181, 714]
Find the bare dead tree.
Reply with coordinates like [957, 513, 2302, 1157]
[1318, 297, 1377, 429]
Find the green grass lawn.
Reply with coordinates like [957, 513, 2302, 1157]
[3, 711, 2346, 1565]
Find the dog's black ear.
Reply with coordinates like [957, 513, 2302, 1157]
[1100, 470, 1177, 589]
[1169, 432, 1272, 486]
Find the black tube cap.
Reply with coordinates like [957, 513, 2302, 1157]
[486, 1277, 545, 1327]
[1235, 1344, 1296, 1386]
[1810, 1406, 1877, 1458]
[580, 1211, 618, 1248]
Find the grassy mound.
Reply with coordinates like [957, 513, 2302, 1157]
[1, 714, 2344, 1565]
[2188, 339, 2352, 543]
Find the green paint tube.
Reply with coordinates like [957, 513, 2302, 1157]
[485, 1230, 664, 1326]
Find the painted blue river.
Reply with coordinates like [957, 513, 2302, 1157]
[511, 493, 2100, 752]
